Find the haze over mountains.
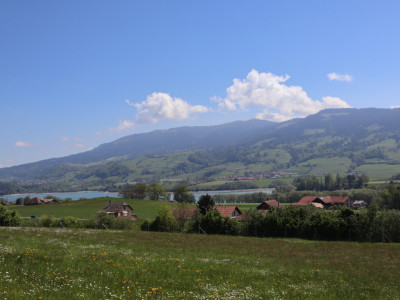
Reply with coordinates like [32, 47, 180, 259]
[1, 108, 400, 189]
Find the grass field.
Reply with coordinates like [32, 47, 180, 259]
[8, 197, 177, 220]
[8, 197, 259, 221]
[0, 227, 399, 299]
[356, 164, 400, 180]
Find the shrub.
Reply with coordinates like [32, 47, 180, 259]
[0, 206, 21, 226]
[60, 216, 80, 228]
[148, 203, 176, 232]
[40, 215, 58, 227]
[113, 218, 136, 230]
[96, 212, 116, 229]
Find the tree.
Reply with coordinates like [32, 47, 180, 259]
[324, 173, 333, 191]
[355, 174, 369, 188]
[147, 182, 167, 201]
[197, 209, 225, 234]
[173, 185, 194, 203]
[23, 196, 31, 205]
[197, 194, 214, 215]
[119, 183, 148, 199]
[381, 183, 400, 209]
[148, 203, 176, 232]
[0, 206, 21, 226]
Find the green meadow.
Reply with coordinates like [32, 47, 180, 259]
[8, 197, 171, 220]
[1, 227, 399, 299]
[8, 197, 260, 221]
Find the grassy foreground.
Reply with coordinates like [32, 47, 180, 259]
[1, 227, 400, 299]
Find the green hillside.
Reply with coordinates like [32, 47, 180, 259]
[2, 108, 400, 192]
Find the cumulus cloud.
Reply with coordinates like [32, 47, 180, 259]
[390, 105, 400, 109]
[215, 69, 351, 122]
[327, 72, 353, 82]
[15, 141, 35, 147]
[132, 92, 210, 124]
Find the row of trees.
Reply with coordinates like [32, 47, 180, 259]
[119, 183, 196, 203]
[294, 173, 369, 191]
[143, 195, 400, 243]
[119, 182, 168, 201]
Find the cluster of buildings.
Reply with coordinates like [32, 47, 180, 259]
[16, 195, 367, 223]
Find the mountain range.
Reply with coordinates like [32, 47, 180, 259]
[1, 108, 400, 191]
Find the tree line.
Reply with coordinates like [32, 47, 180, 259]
[142, 195, 400, 243]
[119, 183, 195, 203]
[294, 173, 369, 191]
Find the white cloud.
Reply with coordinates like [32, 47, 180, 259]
[390, 105, 400, 109]
[97, 120, 135, 135]
[110, 120, 135, 132]
[215, 69, 351, 122]
[255, 110, 293, 122]
[61, 136, 70, 142]
[125, 99, 135, 106]
[15, 141, 35, 147]
[327, 72, 353, 82]
[132, 92, 210, 124]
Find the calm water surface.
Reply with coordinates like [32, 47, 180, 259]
[2, 191, 119, 203]
[3, 188, 274, 203]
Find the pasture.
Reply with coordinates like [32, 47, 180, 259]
[8, 197, 170, 220]
[0, 227, 399, 299]
[7, 197, 260, 221]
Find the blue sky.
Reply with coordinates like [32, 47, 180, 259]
[1, 1, 400, 167]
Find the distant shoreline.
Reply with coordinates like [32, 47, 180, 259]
[3, 191, 112, 197]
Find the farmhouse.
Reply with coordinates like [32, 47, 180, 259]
[24, 197, 55, 205]
[291, 196, 353, 209]
[257, 200, 281, 211]
[214, 206, 243, 219]
[97, 201, 138, 220]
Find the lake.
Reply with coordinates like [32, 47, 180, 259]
[2, 191, 119, 203]
[3, 188, 274, 203]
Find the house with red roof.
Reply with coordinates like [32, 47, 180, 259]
[291, 196, 353, 209]
[214, 206, 243, 219]
[24, 197, 55, 205]
[97, 201, 138, 220]
[256, 200, 281, 211]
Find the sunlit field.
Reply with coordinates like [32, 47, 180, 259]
[1, 227, 399, 299]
